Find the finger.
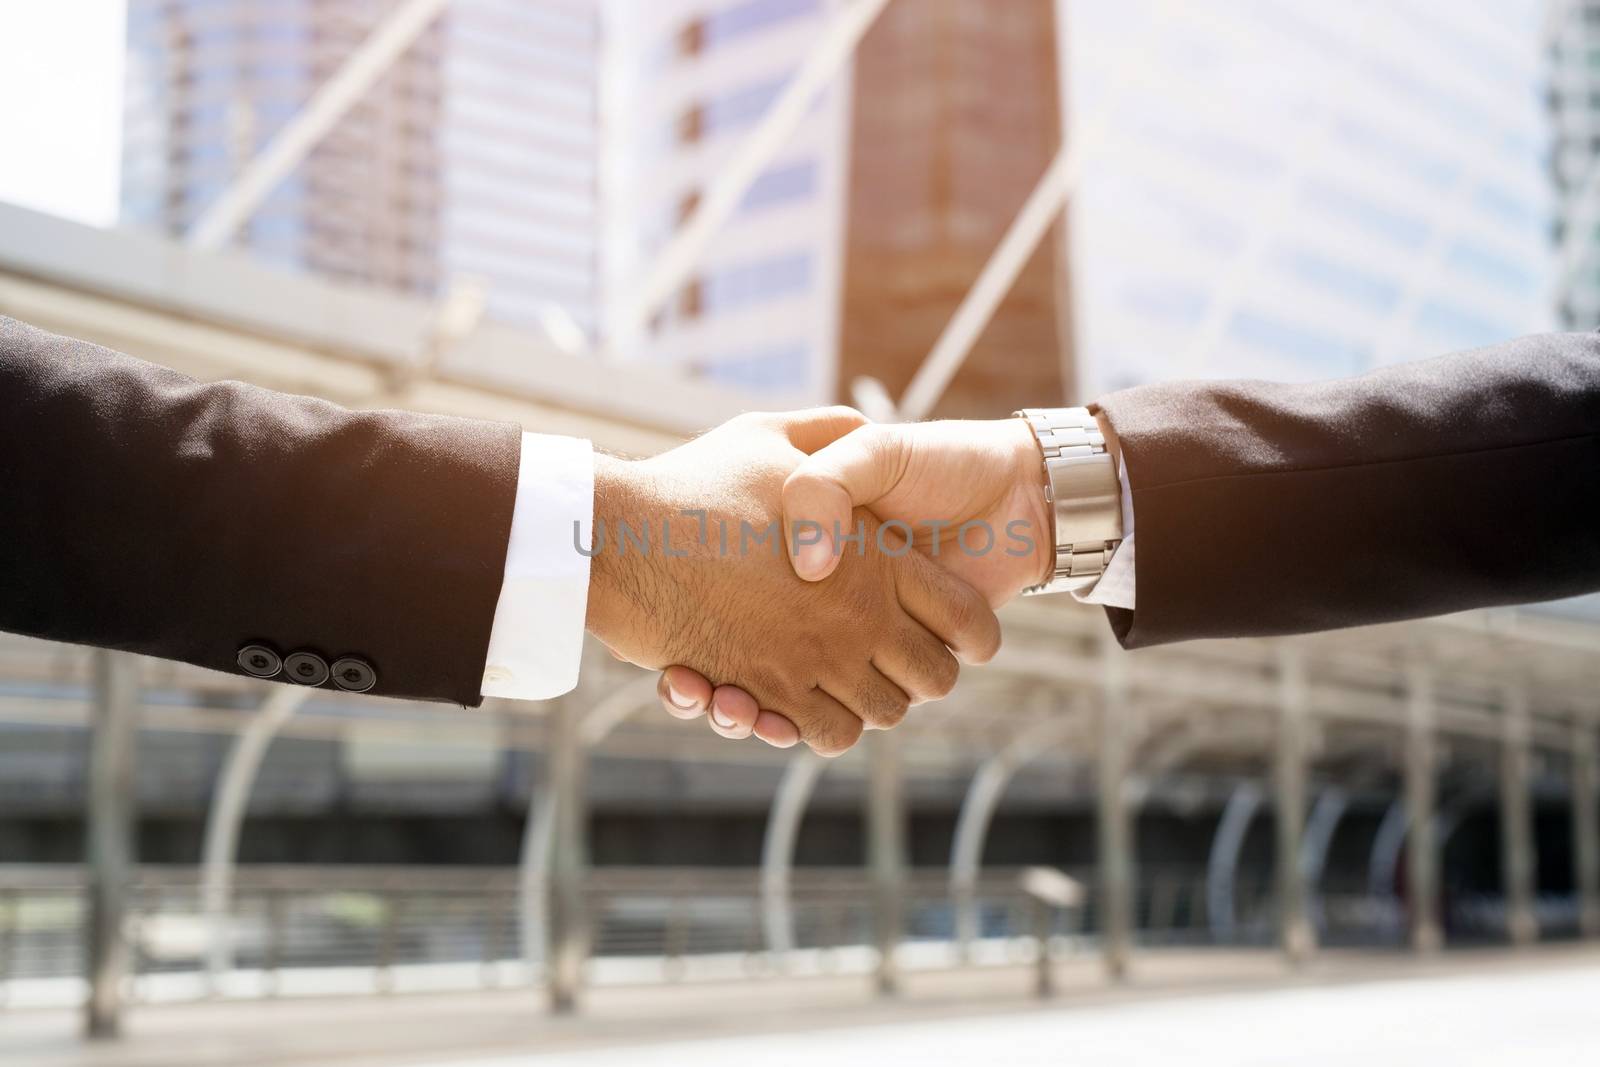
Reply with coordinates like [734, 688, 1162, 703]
[763, 405, 870, 454]
[707, 685, 760, 739]
[658, 666, 713, 720]
[797, 687, 865, 757]
[895, 551, 1003, 665]
[843, 665, 910, 731]
[873, 622, 960, 706]
[752, 710, 800, 748]
[782, 425, 905, 581]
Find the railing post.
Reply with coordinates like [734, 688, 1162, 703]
[1098, 643, 1134, 981]
[1499, 681, 1538, 947]
[265, 888, 285, 996]
[1404, 660, 1443, 953]
[866, 730, 906, 996]
[86, 650, 139, 1040]
[1274, 646, 1315, 965]
[1570, 711, 1600, 939]
[0, 888, 16, 1006]
[547, 695, 588, 1013]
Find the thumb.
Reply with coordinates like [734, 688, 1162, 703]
[763, 405, 869, 454]
[782, 424, 905, 581]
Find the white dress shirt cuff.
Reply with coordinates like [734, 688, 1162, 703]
[480, 432, 593, 701]
[1073, 455, 1136, 610]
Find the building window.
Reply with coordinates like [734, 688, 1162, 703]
[702, 0, 822, 50]
[704, 251, 813, 313]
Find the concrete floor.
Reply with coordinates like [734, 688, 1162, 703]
[5, 947, 1599, 1067]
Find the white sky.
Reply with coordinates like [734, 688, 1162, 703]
[0, 1, 128, 226]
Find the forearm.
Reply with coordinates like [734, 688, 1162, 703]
[1090, 332, 1600, 646]
[0, 317, 521, 704]
[584, 453, 673, 659]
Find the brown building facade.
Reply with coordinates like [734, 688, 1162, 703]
[839, 0, 1073, 419]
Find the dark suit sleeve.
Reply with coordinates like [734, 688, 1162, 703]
[0, 316, 522, 706]
[1091, 332, 1600, 648]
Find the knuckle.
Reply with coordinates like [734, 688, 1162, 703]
[944, 587, 977, 636]
[858, 682, 908, 729]
[947, 588, 1000, 662]
[972, 613, 1003, 664]
[809, 712, 863, 757]
[923, 649, 960, 699]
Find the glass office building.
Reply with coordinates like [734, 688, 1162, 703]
[1064, 0, 1554, 396]
[121, 0, 602, 338]
[602, 0, 851, 399]
[1551, 0, 1600, 329]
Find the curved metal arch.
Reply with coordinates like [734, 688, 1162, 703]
[1368, 780, 1498, 942]
[1299, 787, 1348, 935]
[1126, 721, 1271, 810]
[1367, 796, 1411, 905]
[519, 676, 661, 971]
[201, 686, 314, 988]
[1369, 783, 1497, 902]
[760, 752, 830, 958]
[948, 714, 1085, 955]
[1206, 781, 1264, 943]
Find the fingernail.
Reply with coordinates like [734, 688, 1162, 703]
[667, 684, 697, 710]
[795, 535, 833, 579]
[711, 705, 736, 730]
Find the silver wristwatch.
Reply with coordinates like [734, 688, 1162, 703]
[1015, 407, 1124, 596]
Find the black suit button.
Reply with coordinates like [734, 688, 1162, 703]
[237, 644, 282, 679]
[284, 651, 330, 687]
[331, 657, 377, 694]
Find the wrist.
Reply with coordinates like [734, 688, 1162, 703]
[1011, 407, 1123, 595]
[585, 454, 658, 652]
[1003, 416, 1055, 588]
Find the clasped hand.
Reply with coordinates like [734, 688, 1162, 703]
[585, 408, 1055, 756]
[585, 408, 1019, 755]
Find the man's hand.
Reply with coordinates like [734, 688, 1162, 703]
[584, 410, 1002, 756]
[654, 417, 1063, 746]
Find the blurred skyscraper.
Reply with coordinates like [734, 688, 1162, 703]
[119, 1, 1557, 405]
[121, 0, 601, 338]
[603, 0, 853, 399]
[837, 0, 1070, 417]
[1066, 1, 1554, 396]
[608, 0, 1071, 411]
[1551, 0, 1600, 329]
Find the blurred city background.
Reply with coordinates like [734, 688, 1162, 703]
[2, 0, 1600, 1063]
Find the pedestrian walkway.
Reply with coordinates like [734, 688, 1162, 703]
[6, 946, 1599, 1067]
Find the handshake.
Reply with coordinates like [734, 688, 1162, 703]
[583, 407, 1083, 755]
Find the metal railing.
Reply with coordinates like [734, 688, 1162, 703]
[3, 862, 1574, 1009]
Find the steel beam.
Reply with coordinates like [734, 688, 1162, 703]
[200, 686, 312, 990]
[85, 651, 138, 1039]
[866, 730, 905, 995]
[1571, 711, 1600, 939]
[1274, 647, 1315, 964]
[1499, 681, 1539, 946]
[1097, 644, 1134, 980]
[188, 0, 451, 249]
[1404, 661, 1443, 952]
